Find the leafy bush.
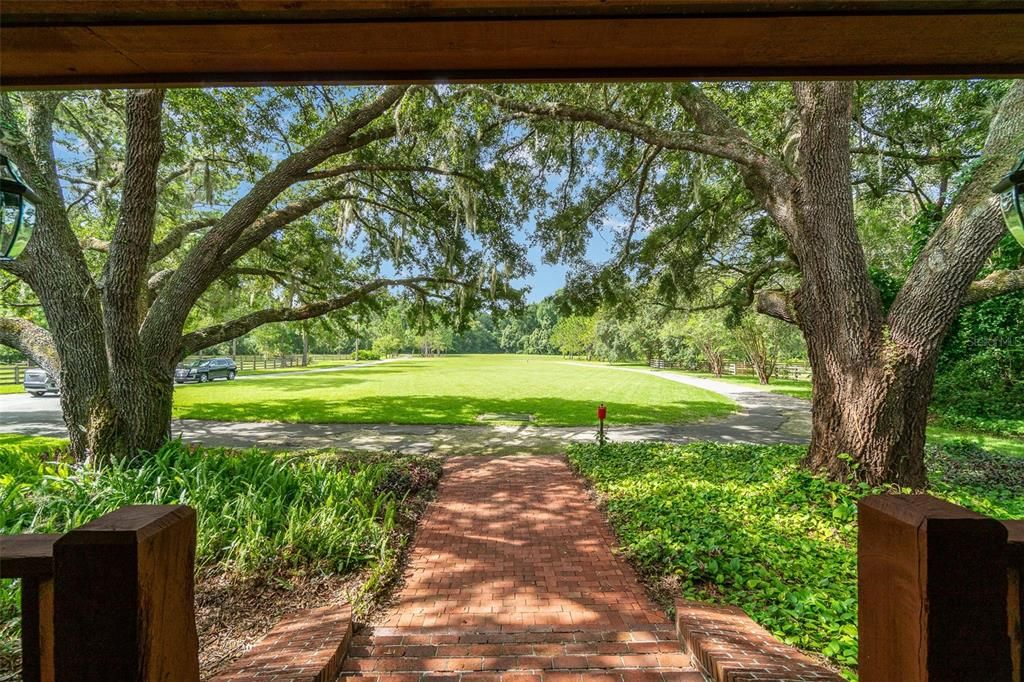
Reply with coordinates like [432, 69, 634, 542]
[931, 348, 1024, 437]
[567, 441, 1022, 679]
[0, 441, 440, 667]
[357, 349, 383, 361]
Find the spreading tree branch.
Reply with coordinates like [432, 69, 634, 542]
[0, 317, 59, 375]
[220, 184, 358, 263]
[302, 162, 481, 185]
[178, 276, 457, 354]
[142, 86, 409, 353]
[475, 87, 770, 169]
[850, 146, 979, 165]
[79, 237, 111, 253]
[617, 145, 659, 266]
[963, 267, 1024, 305]
[149, 217, 218, 263]
[888, 80, 1024, 352]
[755, 289, 799, 325]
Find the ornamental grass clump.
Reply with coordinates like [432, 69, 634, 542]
[1, 440, 441, 668]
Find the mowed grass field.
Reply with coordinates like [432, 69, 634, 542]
[172, 354, 736, 426]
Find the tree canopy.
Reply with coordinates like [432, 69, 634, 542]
[2, 79, 1022, 485]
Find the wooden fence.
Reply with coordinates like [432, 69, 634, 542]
[649, 358, 812, 381]
[0, 363, 32, 386]
[181, 353, 356, 373]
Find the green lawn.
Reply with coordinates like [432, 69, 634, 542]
[172, 354, 736, 426]
[0, 433, 68, 453]
[0, 384, 23, 395]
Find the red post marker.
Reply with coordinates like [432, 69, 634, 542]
[597, 404, 607, 421]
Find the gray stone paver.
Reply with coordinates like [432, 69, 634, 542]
[0, 364, 810, 453]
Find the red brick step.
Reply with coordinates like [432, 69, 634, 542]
[340, 625, 703, 681]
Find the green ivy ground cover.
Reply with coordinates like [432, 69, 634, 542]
[567, 441, 1023, 679]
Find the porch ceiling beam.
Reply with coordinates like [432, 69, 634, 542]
[2, 1, 1023, 88]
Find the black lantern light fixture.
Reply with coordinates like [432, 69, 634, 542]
[993, 150, 1024, 248]
[1, 154, 36, 260]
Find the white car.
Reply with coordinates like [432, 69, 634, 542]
[23, 367, 59, 397]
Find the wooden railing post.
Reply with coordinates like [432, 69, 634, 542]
[0, 534, 60, 682]
[1004, 521, 1023, 682]
[858, 494, 1012, 682]
[52, 504, 199, 681]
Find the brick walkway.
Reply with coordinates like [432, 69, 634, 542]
[342, 455, 700, 680]
[384, 455, 666, 630]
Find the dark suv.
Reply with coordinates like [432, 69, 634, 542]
[175, 357, 237, 384]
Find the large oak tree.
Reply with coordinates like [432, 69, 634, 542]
[476, 80, 1024, 487]
[0, 86, 526, 461]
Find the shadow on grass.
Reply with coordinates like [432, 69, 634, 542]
[173, 394, 734, 426]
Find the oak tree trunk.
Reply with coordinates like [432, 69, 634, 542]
[800, 325, 936, 486]
[72, 363, 176, 463]
[786, 82, 932, 487]
[301, 322, 309, 367]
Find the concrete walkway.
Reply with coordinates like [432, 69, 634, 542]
[0, 365, 810, 453]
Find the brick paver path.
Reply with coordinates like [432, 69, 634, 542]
[343, 456, 701, 680]
[383, 455, 666, 630]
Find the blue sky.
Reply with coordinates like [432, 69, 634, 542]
[521, 245, 568, 302]
[516, 227, 616, 302]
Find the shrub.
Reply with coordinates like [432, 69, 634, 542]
[0, 441, 440, 667]
[931, 348, 1024, 437]
[357, 349, 383, 361]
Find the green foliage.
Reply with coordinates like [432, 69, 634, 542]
[567, 441, 1022, 678]
[0, 440, 441, 664]
[931, 347, 1024, 438]
[549, 315, 597, 357]
[452, 313, 502, 353]
[372, 333, 403, 358]
[926, 440, 1024, 515]
[496, 299, 559, 355]
[357, 349, 382, 361]
[731, 314, 805, 383]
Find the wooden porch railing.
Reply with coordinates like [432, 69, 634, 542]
[859, 495, 1021, 682]
[0, 497, 1019, 680]
[1, 505, 199, 682]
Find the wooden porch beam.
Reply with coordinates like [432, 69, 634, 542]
[1, 1, 1023, 88]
